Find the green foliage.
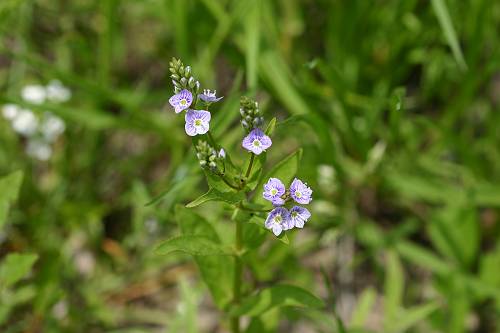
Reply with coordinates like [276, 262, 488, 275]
[1, 0, 500, 331]
[0, 170, 23, 227]
[0, 253, 37, 289]
[230, 284, 324, 317]
[155, 235, 234, 256]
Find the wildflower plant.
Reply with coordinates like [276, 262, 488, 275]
[155, 58, 323, 332]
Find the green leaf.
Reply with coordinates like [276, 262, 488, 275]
[384, 251, 404, 331]
[245, 0, 260, 91]
[395, 241, 453, 275]
[391, 302, 439, 333]
[0, 170, 23, 228]
[265, 117, 277, 136]
[350, 287, 377, 327]
[431, 0, 467, 71]
[254, 149, 303, 205]
[174, 205, 234, 308]
[0, 253, 38, 289]
[230, 284, 324, 317]
[186, 188, 245, 208]
[155, 235, 233, 256]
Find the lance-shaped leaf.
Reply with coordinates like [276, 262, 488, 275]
[0, 253, 38, 289]
[174, 205, 234, 308]
[186, 188, 245, 208]
[0, 170, 24, 228]
[155, 235, 234, 256]
[229, 284, 324, 317]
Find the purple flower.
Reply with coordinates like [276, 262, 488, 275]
[265, 207, 289, 236]
[218, 148, 226, 159]
[199, 89, 223, 103]
[289, 206, 311, 228]
[242, 128, 272, 155]
[263, 178, 285, 206]
[169, 89, 193, 113]
[185, 110, 211, 136]
[289, 178, 313, 204]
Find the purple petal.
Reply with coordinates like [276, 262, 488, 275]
[185, 122, 197, 136]
[290, 206, 311, 228]
[169, 94, 180, 107]
[290, 178, 313, 204]
[272, 224, 282, 236]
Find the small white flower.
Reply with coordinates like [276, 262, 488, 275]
[46, 80, 71, 103]
[41, 113, 65, 142]
[26, 139, 52, 161]
[2, 104, 20, 120]
[12, 109, 38, 136]
[21, 85, 46, 104]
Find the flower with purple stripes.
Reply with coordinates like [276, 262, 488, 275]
[263, 178, 285, 206]
[289, 178, 313, 204]
[199, 89, 223, 103]
[242, 128, 272, 155]
[289, 206, 311, 228]
[265, 207, 289, 236]
[184, 110, 211, 136]
[169, 89, 193, 113]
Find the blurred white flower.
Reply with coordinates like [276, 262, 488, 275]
[26, 139, 53, 161]
[12, 109, 38, 136]
[46, 80, 71, 103]
[52, 300, 68, 320]
[21, 84, 46, 104]
[41, 113, 66, 142]
[145, 217, 159, 234]
[74, 250, 95, 276]
[2, 103, 20, 120]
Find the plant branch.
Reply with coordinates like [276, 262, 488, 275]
[231, 214, 243, 333]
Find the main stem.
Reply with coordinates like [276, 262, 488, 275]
[231, 216, 243, 333]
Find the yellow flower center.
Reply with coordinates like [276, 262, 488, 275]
[252, 139, 261, 147]
[275, 215, 282, 223]
[295, 191, 302, 198]
[180, 99, 187, 105]
[194, 119, 202, 126]
[271, 189, 277, 195]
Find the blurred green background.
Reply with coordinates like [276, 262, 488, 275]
[1, 0, 500, 332]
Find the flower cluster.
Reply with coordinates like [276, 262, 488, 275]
[166, 58, 313, 240]
[2, 80, 70, 161]
[240, 97, 271, 155]
[167, 58, 223, 137]
[263, 178, 313, 236]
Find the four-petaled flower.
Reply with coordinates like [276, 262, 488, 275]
[169, 89, 193, 113]
[289, 206, 311, 228]
[263, 178, 285, 206]
[199, 89, 223, 103]
[185, 110, 211, 136]
[265, 207, 289, 236]
[290, 178, 313, 204]
[242, 128, 272, 155]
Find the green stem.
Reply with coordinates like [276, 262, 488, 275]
[231, 215, 243, 333]
[245, 153, 255, 179]
[207, 131, 217, 148]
